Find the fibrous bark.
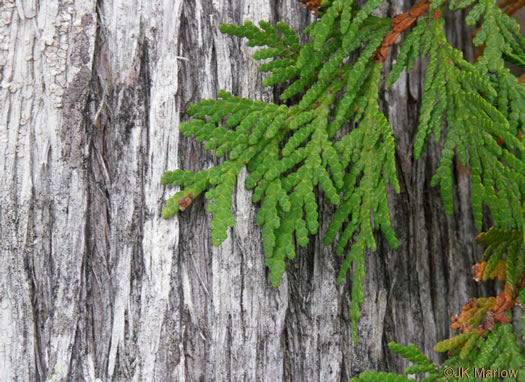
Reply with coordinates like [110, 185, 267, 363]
[0, 0, 486, 380]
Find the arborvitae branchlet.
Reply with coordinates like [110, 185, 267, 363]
[162, 0, 525, 377]
[353, 227, 524, 380]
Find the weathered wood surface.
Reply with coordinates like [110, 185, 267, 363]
[0, 0, 485, 380]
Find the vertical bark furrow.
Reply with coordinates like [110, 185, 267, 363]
[1, 0, 97, 380]
[0, 5, 37, 376]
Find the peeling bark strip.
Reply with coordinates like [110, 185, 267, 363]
[0, 0, 486, 381]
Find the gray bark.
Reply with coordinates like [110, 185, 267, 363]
[0, 0, 487, 381]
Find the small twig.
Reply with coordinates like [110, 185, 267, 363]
[297, 0, 324, 14]
[374, 0, 437, 62]
[498, 0, 516, 9]
[503, 0, 525, 15]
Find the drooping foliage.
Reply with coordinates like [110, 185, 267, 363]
[387, 0, 525, 231]
[162, 0, 525, 375]
[163, 0, 400, 338]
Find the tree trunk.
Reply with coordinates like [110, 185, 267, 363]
[0, 0, 486, 380]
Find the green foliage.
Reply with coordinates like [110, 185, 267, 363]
[353, 230, 525, 381]
[162, 0, 525, 372]
[388, 342, 435, 369]
[352, 324, 524, 381]
[476, 227, 525, 286]
[388, 6, 525, 232]
[164, 0, 401, 339]
[519, 288, 525, 344]
[435, 324, 524, 381]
